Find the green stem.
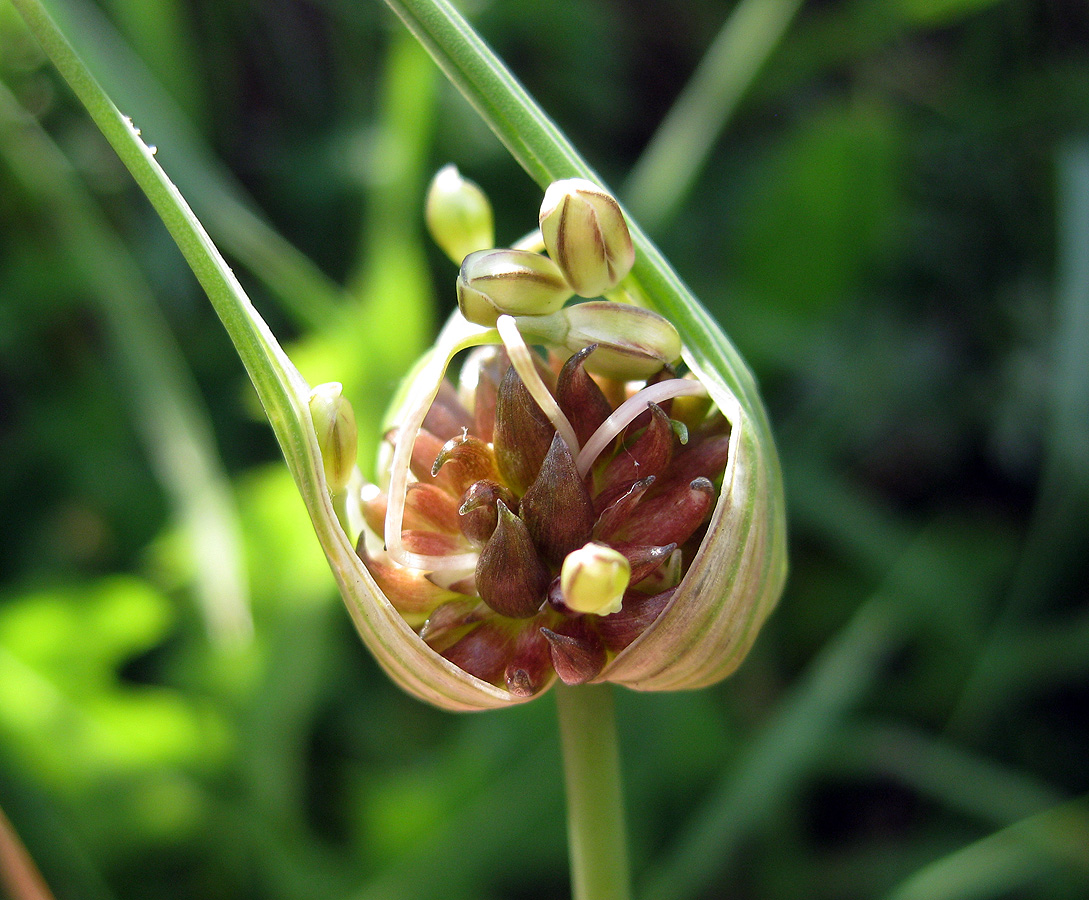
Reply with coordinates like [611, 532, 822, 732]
[555, 684, 632, 900]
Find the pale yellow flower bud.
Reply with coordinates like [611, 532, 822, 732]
[425, 164, 495, 265]
[539, 178, 635, 297]
[308, 382, 357, 494]
[516, 301, 682, 380]
[561, 543, 631, 615]
[456, 248, 574, 326]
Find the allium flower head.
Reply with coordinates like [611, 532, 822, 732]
[310, 174, 787, 710]
[358, 324, 724, 696]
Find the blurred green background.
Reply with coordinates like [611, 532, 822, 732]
[1, 0, 1088, 898]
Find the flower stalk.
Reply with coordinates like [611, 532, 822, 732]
[556, 684, 632, 900]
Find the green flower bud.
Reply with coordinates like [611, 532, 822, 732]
[425, 164, 495, 264]
[539, 178, 635, 297]
[456, 249, 574, 327]
[516, 301, 682, 380]
[561, 543, 631, 616]
[308, 382, 357, 494]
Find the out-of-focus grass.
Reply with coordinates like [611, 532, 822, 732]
[0, 78, 250, 646]
[1, 1, 1088, 899]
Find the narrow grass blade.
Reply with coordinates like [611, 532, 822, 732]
[949, 142, 1089, 732]
[834, 722, 1067, 827]
[623, 0, 804, 232]
[0, 80, 252, 644]
[884, 799, 1089, 900]
[38, 0, 344, 330]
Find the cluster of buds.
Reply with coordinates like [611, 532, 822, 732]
[311, 169, 785, 710]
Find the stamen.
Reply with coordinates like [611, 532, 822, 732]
[576, 378, 707, 477]
[496, 315, 580, 455]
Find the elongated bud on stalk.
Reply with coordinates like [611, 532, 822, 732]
[539, 178, 635, 297]
[419, 600, 489, 650]
[457, 249, 573, 326]
[619, 543, 676, 586]
[492, 364, 556, 495]
[426, 164, 494, 265]
[504, 624, 553, 697]
[596, 588, 676, 653]
[519, 434, 596, 565]
[597, 403, 674, 507]
[594, 476, 656, 539]
[517, 302, 682, 380]
[556, 344, 615, 445]
[617, 476, 715, 548]
[432, 433, 498, 495]
[458, 479, 517, 545]
[309, 383, 357, 493]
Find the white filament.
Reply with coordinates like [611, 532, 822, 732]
[576, 378, 707, 477]
[385, 320, 496, 573]
[496, 315, 580, 455]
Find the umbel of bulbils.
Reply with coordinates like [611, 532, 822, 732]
[308, 167, 784, 709]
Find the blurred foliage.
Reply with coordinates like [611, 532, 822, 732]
[1, 1, 1087, 899]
